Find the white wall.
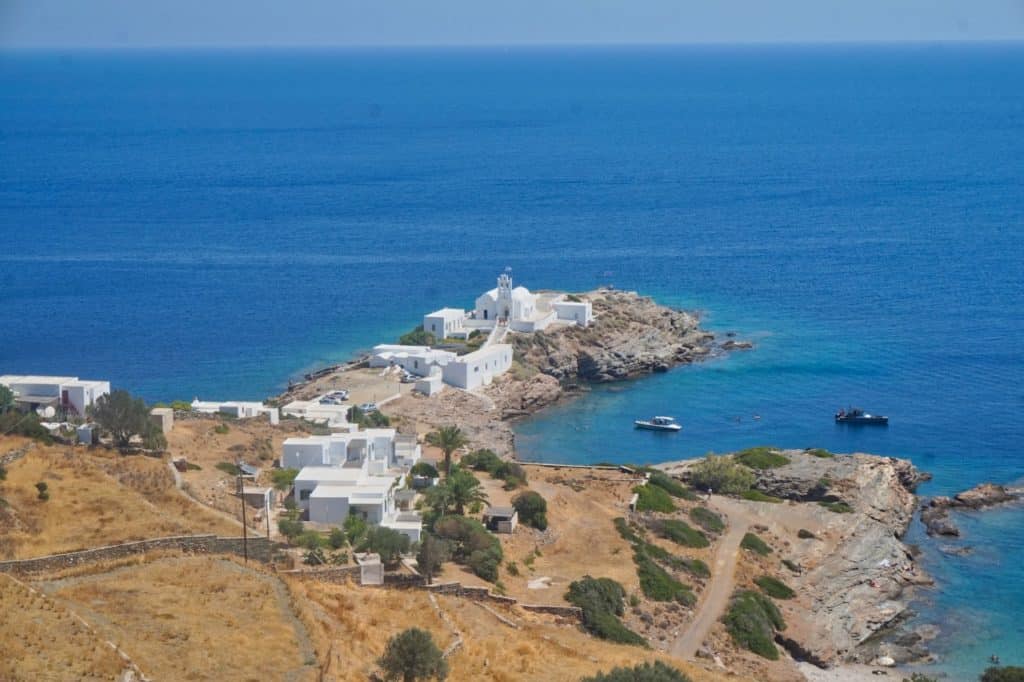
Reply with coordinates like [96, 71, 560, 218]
[283, 441, 328, 469]
[554, 301, 593, 327]
[309, 495, 350, 524]
[442, 344, 513, 390]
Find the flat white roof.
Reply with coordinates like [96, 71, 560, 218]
[426, 308, 465, 317]
[0, 375, 79, 385]
[457, 343, 512, 362]
[295, 467, 364, 484]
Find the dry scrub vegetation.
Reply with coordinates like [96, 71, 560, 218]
[35, 556, 317, 682]
[0, 435, 237, 559]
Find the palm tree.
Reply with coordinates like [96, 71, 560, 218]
[444, 466, 489, 516]
[425, 425, 468, 475]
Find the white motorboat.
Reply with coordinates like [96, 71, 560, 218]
[634, 416, 681, 432]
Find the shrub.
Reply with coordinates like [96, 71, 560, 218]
[678, 557, 711, 579]
[741, 533, 773, 556]
[689, 506, 725, 533]
[0, 464, 6, 481]
[303, 547, 326, 565]
[634, 550, 695, 605]
[505, 561, 520, 576]
[633, 484, 675, 513]
[782, 559, 801, 573]
[344, 514, 368, 546]
[215, 462, 241, 476]
[433, 515, 503, 581]
[819, 500, 853, 513]
[797, 528, 816, 539]
[735, 447, 790, 469]
[512, 490, 548, 530]
[741, 489, 783, 503]
[582, 661, 692, 682]
[689, 454, 755, 494]
[724, 589, 786, 660]
[271, 468, 299, 491]
[754, 575, 795, 599]
[467, 548, 501, 582]
[613, 517, 642, 544]
[410, 461, 439, 479]
[296, 530, 325, 550]
[35, 481, 49, 501]
[647, 471, 698, 500]
[0, 410, 53, 443]
[328, 527, 347, 549]
[378, 627, 447, 682]
[359, 526, 411, 566]
[565, 576, 647, 646]
[278, 517, 304, 540]
[980, 667, 1024, 682]
[805, 448, 834, 458]
[492, 461, 527, 486]
[416, 534, 450, 583]
[170, 400, 192, 411]
[658, 519, 710, 549]
[214, 423, 230, 435]
[462, 448, 502, 472]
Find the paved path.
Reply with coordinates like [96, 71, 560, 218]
[670, 498, 753, 659]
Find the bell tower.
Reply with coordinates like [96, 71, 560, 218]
[497, 267, 513, 320]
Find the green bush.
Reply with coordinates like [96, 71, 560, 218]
[647, 471, 698, 500]
[433, 515, 503, 582]
[328, 527, 347, 550]
[215, 461, 241, 476]
[782, 559, 801, 573]
[35, 481, 49, 501]
[633, 484, 675, 513]
[689, 507, 725, 533]
[754, 575, 795, 599]
[582, 661, 692, 682]
[565, 576, 647, 646]
[805, 448, 834, 458]
[740, 533, 773, 556]
[360, 526, 411, 566]
[613, 517, 643, 544]
[658, 519, 710, 549]
[688, 454, 755, 494]
[398, 326, 437, 346]
[634, 550, 695, 605]
[0, 410, 53, 443]
[462, 448, 503, 472]
[344, 514, 368, 546]
[735, 447, 789, 469]
[296, 530, 325, 550]
[819, 500, 853, 513]
[271, 468, 299, 491]
[674, 557, 710, 579]
[980, 668, 1024, 682]
[467, 548, 501, 582]
[378, 627, 447, 682]
[278, 516, 304, 540]
[797, 528, 816, 539]
[740, 489, 783, 503]
[512, 490, 548, 530]
[410, 461, 439, 479]
[303, 547, 326, 566]
[723, 590, 786, 660]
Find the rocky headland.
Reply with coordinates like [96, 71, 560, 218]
[920, 482, 1023, 537]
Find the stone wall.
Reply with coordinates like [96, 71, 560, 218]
[0, 535, 280, 575]
[280, 565, 363, 584]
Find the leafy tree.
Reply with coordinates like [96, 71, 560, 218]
[432, 515, 503, 582]
[425, 426, 468, 475]
[0, 385, 14, 412]
[378, 628, 447, 682]
[360, 526, 411, 566]
[512, 490, 548, 530]
[271, 468, 300, 491]
[0, 410, 53, 443]
[328, 527, 347, 550]
[582, 661, 692, 682]
[344, 513, 369, 546]
[278, 517, 304, 540]
[410, 462, 439, 479]
[688, 453, 755, 494]
[416, 534, 450, 584]
[461, 448, 502, 472]
[91, 389, 162, 450]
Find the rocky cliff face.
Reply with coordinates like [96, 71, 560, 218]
[510, 290, 723, 384]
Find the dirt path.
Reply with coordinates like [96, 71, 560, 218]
[670, 502, 750, 660]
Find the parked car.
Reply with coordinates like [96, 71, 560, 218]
[358, 402, 378, 413]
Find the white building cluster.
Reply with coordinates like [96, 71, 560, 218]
[285, 428, 423, 541]
[0, 375, 110, 417]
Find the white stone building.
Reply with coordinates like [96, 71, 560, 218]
[281, 396, 351, 427]
[423, 308, 467, 340]
[0, 375, 110, 417]
[190, 399, 280, 425]
[369, 345, 457, 377]
[441, 344, 513, 390]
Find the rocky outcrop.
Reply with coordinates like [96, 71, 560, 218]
[920, 483, 1021, 536]
[510, 290, 730, 384]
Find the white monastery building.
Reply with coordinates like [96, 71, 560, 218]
[0, 375, 110, 417]
[441, 344, 513, 391]
[369, 345, 457, 377]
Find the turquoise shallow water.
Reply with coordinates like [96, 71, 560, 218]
[1, 45, 1022, 678]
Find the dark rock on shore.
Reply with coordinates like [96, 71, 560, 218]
[920, 483, 1021, 536]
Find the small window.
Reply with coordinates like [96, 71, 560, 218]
[299, 489, 311, 501]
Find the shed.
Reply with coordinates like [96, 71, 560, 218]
[483, 506, 518, 534]
[239, 486, 275, 510]
[149, 407, 174, 434]
[76, 423, 96, 445]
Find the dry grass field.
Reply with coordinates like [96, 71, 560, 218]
[0, 572, 131, 681]
[0, 435, 238, 559]
[290, 576, 742, 682]
[34, 555, 318, 682]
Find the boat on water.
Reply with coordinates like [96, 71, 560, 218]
[634, 416, 682, 432]
[835, 408, 888, 425]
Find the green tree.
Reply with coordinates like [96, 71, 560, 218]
[344, 514, 368, 546]
[0, 385, 14, 412]
[512, 490, 548, 530]
[398, 326, 437, 347]
[271, 468, 300, 491]
[360, 526, 411, 566]
[416, 534, 450, 584]
[425, 425, 468, 475]
[378, 628, 447, 682]
[582, 661, 692, 682]
[410, 461, 439, 479]
[91, 389, 161, 450]
[689, 453, 755, 495]
[425, 466, 488, 517]
[328, 527, 347, 550]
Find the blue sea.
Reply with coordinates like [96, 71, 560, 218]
[1, 44, 1022, 678]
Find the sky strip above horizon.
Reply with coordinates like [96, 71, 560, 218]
[2, 0, 1024, 48]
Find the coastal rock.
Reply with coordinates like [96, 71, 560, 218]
[920, 483, 1020, 536]
[921, 500, 960, 536]
[952, 483, 1017, 509]
[510, 290, 725, 384]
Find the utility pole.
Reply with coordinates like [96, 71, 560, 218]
[236, 461, 248, 563]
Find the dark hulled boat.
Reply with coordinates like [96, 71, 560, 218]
[835, 408, 888, 425]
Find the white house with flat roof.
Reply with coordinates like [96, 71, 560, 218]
[190, 399, 280, 425]
[553, 299, 593, 327]
[281, 396, 351, 427]
[441, 344, 513, 391]
[369, 345, 457, 377]
[423, 308, 467, 340]
[288, 428, 422, 541]
[0, 375, 110, 417]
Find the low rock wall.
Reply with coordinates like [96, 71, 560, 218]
[280, 565, 362, 583]
[0, 535, 279, 574]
